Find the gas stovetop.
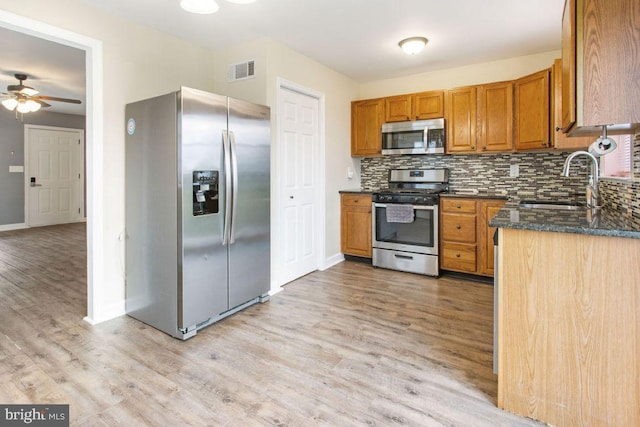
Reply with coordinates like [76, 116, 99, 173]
[373, 168, 450, 205]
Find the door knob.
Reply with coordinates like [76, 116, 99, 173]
[289, 195, 294, 199]
[30, 177, 42, 187]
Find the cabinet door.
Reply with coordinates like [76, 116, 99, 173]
[340, 194, 372, 258]
[561, 0, 576, 132]
[351, 99, 384, 156]
[446, 87, 477, 153]
[384, 95, 412, 122]
[478, 199, 505, 276]
[514, 69, 551, 150]
[552, 59, 592, 149]
[478, 82, 513, 152]
[561, 0, 640, 132]
[413, 91, 445, 120]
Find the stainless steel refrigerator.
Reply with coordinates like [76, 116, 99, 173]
[125, 87, 270, 340]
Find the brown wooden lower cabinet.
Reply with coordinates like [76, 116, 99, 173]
[440, 197, 505, 276]
[340, 193, 372, 258]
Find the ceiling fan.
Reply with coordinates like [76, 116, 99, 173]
[1, 73, 81, 114]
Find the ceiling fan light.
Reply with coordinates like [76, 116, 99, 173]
[26, 99, 41, 112]
[399, 37, 429, 55]
[180, 0, 219, 14]
[2, 98, 18, 111]
[16, 100, 31, 114]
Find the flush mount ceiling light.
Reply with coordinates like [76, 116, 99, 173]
[180, 0, 256, 14]
[399, 37, 429, 55]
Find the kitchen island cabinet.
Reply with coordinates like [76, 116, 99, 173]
[491, 206, 640, 426]
[340, 193, 372, 258]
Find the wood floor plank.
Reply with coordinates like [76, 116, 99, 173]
[0, 224, 543, 426]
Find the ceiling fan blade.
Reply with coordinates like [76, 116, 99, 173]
[37, 95, 82, 104]
[38, 100, 52, 108]
[7, 85, 39, 96]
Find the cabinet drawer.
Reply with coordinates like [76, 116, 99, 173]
[441, 198, 477, 213]
[441, 243, 477, 272]
[341, 194, 371, 207]
[441, 213, 476, 242]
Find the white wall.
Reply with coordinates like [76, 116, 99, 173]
[0, 0, 216, 322]
[358, 50, 561, 99]
[213, 38, 359, 287]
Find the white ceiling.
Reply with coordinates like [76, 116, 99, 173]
[0, 0, 564, 115]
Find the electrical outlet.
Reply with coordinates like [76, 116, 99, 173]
[347, 166, 354, 179]
[509, 164, 519, 178]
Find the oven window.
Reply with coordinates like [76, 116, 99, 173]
[375, 206, 435, 247]
[382, 130, 424, 150]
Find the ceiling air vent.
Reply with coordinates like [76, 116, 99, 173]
[228, 59, 255, 82]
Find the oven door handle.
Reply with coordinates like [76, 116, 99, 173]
[373, 203, 437, 211]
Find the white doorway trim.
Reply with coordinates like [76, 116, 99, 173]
[24, 125, 86, 226]
[275, 78, 326, 289]
[0, 10, 104, 324]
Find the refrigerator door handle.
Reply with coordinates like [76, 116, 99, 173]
[222, 130, 232, 245]
[229, 131, 239, 244]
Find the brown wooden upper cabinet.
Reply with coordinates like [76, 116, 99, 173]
[351, 98, 384, 156]
[561, 0, 640, 135]
[446, 86, 477, 153]
[385, 90, 445, 122]
[552, 58, 592, 149]
[479, 82, 514, 152]
[514, 69, 551, 150]
[446, 83, 513, 153]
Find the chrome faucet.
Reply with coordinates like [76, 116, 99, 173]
[561, 150, 600, 208]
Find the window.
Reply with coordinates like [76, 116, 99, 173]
[600, 134, 634, 179]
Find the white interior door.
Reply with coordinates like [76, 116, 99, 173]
[26, 126, 84, 227]
[279, 87, 320, 284]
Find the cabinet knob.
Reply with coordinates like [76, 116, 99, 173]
[457, 204, 462, 209]
[456, 225, 461, 230]
[353, 199, 359, 203]
[471, 146, 476, 150]
[456, 253, 461, 258]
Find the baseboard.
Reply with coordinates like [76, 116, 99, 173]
[83, 301, 126, 325]
[320, 253, 345, 271]
[0, 223, 28, 232]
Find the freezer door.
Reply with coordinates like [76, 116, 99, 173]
[228, 97, 271, 307]
[125, 92, 180, 337]
[179, 87, 230, 329]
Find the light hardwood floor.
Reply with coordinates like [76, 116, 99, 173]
[0, 223, 543, 426]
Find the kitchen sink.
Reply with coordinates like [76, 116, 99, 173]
[518, 200, 584, 210]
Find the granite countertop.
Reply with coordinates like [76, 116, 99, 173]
[489, 203, 640, 239]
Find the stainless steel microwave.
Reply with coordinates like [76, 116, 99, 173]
[381, 118, 445, 155]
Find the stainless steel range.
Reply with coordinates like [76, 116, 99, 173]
[372, 169, 449, 276]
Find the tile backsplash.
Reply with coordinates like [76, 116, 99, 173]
[361, 137, 640, 219]
[361, 151, 591, 202]
[600, 133, 640, 221]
